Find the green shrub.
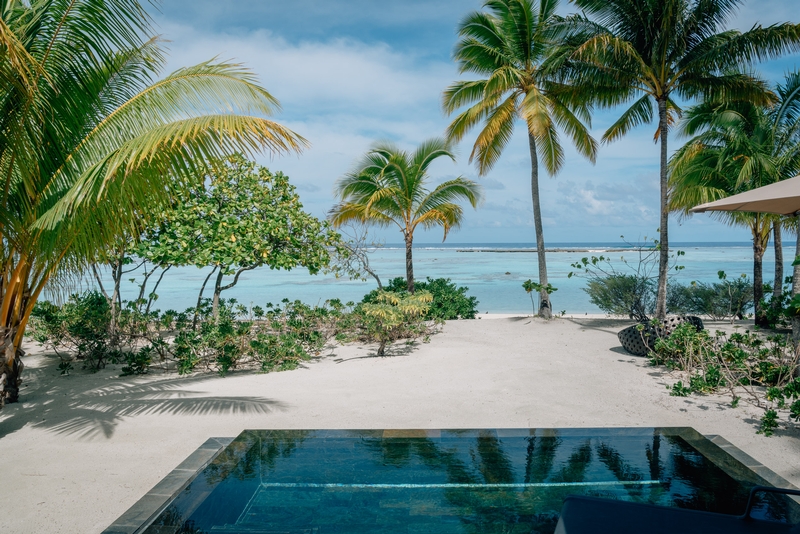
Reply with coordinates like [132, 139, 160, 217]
[583, 274, 654, 321]
[651, 323, 799, 434]
[668, 275, 753, 320]
[362, 277, 478, 320]
[30, 291, 115, 371]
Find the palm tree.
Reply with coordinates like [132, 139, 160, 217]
[0, 0, 306, 405]
[670, 76, 800, 326]
[443, 0, 598, 319]
[567, 0, 800, 319]
[329, 138, 482, 293]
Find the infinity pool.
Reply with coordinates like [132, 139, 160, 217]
[141, 428, 799, 533]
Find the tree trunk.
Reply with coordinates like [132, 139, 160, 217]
[212, 268, 225, 320]
[404, 232, 414, 293]
[0, 332, 24, 406]
[145, 266, 171, 315]
[527, 132, 551, 318]
[793, 217, 800, 351]
[193, 265, 218, 329]
[753, 215, 771, 328]
[109, 255, 124, 347]
[773, 221, 783, 304]
[655, 98, 670, 319]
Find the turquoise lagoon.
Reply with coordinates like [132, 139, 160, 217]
[92, 242, 784, 315]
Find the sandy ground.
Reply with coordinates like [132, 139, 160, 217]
[1, 315, 799, 533]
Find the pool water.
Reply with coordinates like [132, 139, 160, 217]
[145, 428, 799, 533]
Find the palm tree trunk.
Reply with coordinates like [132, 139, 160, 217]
[655, 98, 669, 319]
[793, 217, 800, 351]
[753, 216, 771, 328]
[773, 221, 783, 304]
[528, 132, 551, 319]
[404, 231, 415, 293]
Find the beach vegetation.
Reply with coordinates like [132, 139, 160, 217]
[566, 0, 800, 320]
[522, 280, 558, 317]
[670, 71, 800, 328]
[568, 239, 683, 321]
[668, 272, 754, 321]
[362, 277, 479, 320]
[329, 138, 482, 293]
[359, 290, 435, 357]
[138, 155, 343, 321]
[651, 323, 800, 434]
[444, 0, 598, 319]
[0, 0, 307, 405]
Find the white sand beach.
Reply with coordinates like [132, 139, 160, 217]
[1, 315, 799, 533]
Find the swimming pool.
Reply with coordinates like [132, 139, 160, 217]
[127, 428, 799, 533]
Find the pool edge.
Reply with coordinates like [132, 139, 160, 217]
[102, 437, 234, 534]
[102, 428, 798, 533]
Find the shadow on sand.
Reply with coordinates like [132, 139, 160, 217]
[0, 357, 287, 440]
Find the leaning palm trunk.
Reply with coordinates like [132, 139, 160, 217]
[528, 134, 551, 318]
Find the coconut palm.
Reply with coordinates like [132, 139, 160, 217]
[443, 0, 598, 319]
[567, 0, 800, 319]
[0, 0, 306, 405]
[670, 74, 800, 326]
[329, 138, 482, 293]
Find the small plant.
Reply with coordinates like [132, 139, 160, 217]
[121, 347, 153, 376]
[57, 360, 73, 376]
[668, 381, 691, 397]
[362, 277, 478, 320]
[360, 290, 435, 356]
[522, 279, 557, 316]
[758, 409, 779, 436]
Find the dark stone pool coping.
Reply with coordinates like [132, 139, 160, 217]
[102, 427, 797, 534]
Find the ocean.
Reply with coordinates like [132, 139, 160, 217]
[86, 241, 788, 315]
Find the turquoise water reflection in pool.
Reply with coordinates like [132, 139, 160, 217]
[145, 428, 798, 533]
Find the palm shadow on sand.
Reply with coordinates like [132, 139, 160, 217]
[0, 360, 287, 440]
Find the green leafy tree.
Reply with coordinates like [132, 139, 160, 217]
[443, 0, 598, 319]
[566, 0, 800, 319]
[329, 138, 482, 293]
[670, 73, 800, 326]
[0, 0, 306, 404]
[144, 155, 343, 320]
[360, 290, 433, 356]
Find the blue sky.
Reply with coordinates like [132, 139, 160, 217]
[151, 1, 800, 244]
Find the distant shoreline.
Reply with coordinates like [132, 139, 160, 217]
[456, 248, 633, 253]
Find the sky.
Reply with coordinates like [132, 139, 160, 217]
[149, 0, 800, 244]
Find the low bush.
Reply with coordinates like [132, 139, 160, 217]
[29, 293, 440, 377]
[362, 277, 478, 320]
[30, 291, 117, 371]
[667, 273, 753, 320]
[583, 274, 654, 321]
[651, 322, 800, 434]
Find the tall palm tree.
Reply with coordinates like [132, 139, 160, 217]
[443, 0, 598, 319]
[670, 77, 800, 326]
[0, 0, 306, 405]
[329, 138, 482, 293]
[567, 0, 800, 319]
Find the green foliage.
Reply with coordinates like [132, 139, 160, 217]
[668, 382, 691, 397]
[30, 291, 116, 371]
[651, 323, 800, 434]
[523, 280, 558, 316]
[759, 410, 780, 436]
[31, 293, 441, 376]
[121, 347, 153, 376]
[329, 139, 482, 291]
[668, 272, 753, 321]
[360, 291, 436, 356]
[362, 277, 478, 320]
[141, 155, 344, 314]
[569, 238, 682, 321]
